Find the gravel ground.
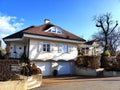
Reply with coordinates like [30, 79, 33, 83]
[31, 76, 120, 90]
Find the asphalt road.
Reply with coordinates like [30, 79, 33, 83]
[31, 76, 120, 90]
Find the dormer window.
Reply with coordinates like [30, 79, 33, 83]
[46, 27, 64, 34]
[47, 29, 52, 32]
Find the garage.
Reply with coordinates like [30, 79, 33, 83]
[35, 62, 51, 76]
[57, 62, 72, 75]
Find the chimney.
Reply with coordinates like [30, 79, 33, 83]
[44, 19, 50, 24]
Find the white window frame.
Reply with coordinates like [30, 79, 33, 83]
[45, 27, 64, 34]
[42, 43, 51, 52]
[38, 42, 52, 52]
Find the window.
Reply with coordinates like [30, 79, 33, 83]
[42, 43, 51, 52]
[47, 29, 51, 32]
[46, 27, 64, 34]
[57, 30, 62, 34]
[59, 44, 68, 53]
[38, 42, 54, 52]
[51, 28, 56, 32]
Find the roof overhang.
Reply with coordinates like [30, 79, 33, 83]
[24, 33, 85, 44]
[3, 38, 23, 42]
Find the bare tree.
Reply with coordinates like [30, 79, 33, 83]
[93, 28, 120, 55]
[94, 13, 118, 54]
[108, 28, 120, 55]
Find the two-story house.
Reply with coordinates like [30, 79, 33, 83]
[79, 40, 103, 56]
[3, 19, 86, 76]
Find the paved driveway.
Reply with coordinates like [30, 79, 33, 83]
[31, 76, 120, 90]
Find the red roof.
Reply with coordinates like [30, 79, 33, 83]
[3, 23, 86, 42]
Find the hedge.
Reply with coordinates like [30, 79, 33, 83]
[75, 56, 100, 69]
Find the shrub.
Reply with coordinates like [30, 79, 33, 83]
[78, 51, 85, 56]
[99, 52, 120, 71]
[0, 50, 5, 59]
[114, 56, 120, 71]
[103, 51, 110, 57]
[103, 56, 120, 71]
[20, 52, 29, 63]
[20, 63, 42, 76]
[101, 56, 111, 69]
[75, 56, 100, 69]
[32, 63, 42, 75]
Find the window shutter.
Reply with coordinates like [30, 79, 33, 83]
[50, 43, 55, 52]
[38, 42, 43, 52]
[68, 45, 73, 52]
[68, 45, 71, 52]
[58, 44, 62, 53]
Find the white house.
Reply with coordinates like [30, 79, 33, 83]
[3, 19, 86, 76]
[79, 40, 103, 56]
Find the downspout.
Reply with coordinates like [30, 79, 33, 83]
[28, 39, 30, 61]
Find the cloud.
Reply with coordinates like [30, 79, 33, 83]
[0, 14, 24, 48]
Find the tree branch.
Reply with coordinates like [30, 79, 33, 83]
[108, 21, 118, 35]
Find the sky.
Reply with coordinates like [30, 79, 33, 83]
[0, 0, 120, 48]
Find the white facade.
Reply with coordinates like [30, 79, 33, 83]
[80, 41, 103, 56]
[29, 39, 78, 61]
[8, 39, 78, 76]
[35, 62, 51, 76]
[10, 42, 25, 59]
[28, 39, 78, 76]
[34, 61, 75, 76]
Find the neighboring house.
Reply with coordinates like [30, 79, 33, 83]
[3, 19, 86, 76]
[79, 40, 103, 56]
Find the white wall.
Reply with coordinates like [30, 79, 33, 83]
[29, 39, 78, 61]
[10, 42, 25, 58]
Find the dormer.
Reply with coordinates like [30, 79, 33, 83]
[45, 26, 64, 34]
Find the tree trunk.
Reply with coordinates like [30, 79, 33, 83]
[104, 33, 108, 53]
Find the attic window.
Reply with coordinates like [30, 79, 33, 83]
[46, 27, 64, 34]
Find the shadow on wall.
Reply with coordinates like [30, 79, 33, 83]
[29, 45, 67, 60]
[29, 44, 39, 59]
[29, 44, 76, 60]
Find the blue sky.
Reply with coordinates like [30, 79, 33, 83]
[0, 0, 120, 48]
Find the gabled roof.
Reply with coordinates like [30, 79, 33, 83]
[85, 40, 96, 45]
[3, 23, 86, 42]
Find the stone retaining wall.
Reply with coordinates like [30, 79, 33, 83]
[0, 79, 27, 90]
[76, 67, 104, 76]
[103, 71, 120, 77]
[0, 74, 42, 90]
[0, 60, 19, 81]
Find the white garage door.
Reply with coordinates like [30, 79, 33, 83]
[58, 62, 71, 75]
[35, 62, 51, 76]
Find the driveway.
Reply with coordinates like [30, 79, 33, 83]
[31, 76, 120, 90]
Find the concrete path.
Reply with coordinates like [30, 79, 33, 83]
[31, 76, 120, 90]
